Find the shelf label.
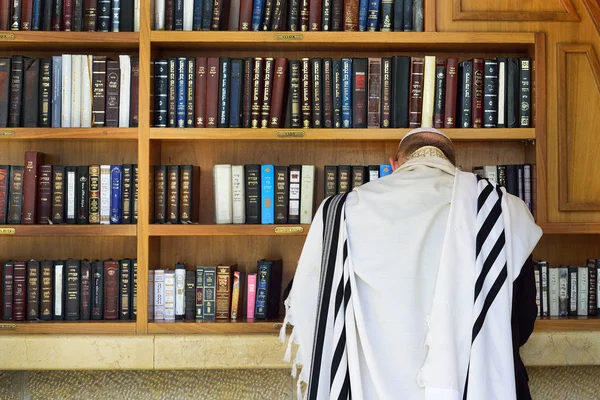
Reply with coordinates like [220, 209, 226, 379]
[276, 130, 304, 138]
[0, 33, 15, 40]
[274, 226, 304, 234]
[274, 33, 303, 41]
[0, 323, 16, 330]
[0, 131, 15, 136]
[0, 228, 16, 235]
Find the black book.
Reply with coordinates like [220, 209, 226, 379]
[311, 58, 323, 128]
[73, 0, 84, 30]
[2, 261, 14, 320]
[120, 0, 134, 31]
[65, 166, 77, 224]
[380, 0, 393, 31]
[80, 260, 92, 320]
[39, 58, 52, 127]
[167, 165, 180, 224]
[243, 57, 254, 128]
[154, 60, 168, 127]
[456, 60, 473, 128]
[51, 165, 65, 224]
[393, 0, 403, 31]
[433, 60, 446, 128]
[65, 260, 81, 321]
[22, 58, 40, 127]
[39, 260, 53, 321]
[288, 165, 301, 224]
[76, 166, 89, 224]
[167, 58, 177, 127]
[391, 56, 410, 128]
[483, 59, 499, 128]
[131, 259, 137, 319]
[218, 57, 231, 128]
[7, 166, 24, 224]
[519, 57, 531, 128]
[403, 0, 412, 31]
[324, 165, 338, 198]
[352, 58, 368, 128]
[42, 0, 53, 30]
[202, 0, 214, 30]
[154, 165, 167, 224]
[53, 0, 64, 30]
[289, 60, 301, 128]
[229, 59, 243, 128]
[185, 269, 195, 320]
[174, 0, 184, 30]
[119, 259, 131, 320]
[8, 56, 24, 128]
[274, 166, 289, 224]
[351, 166, 367, 189]
[26, 260, 40, 321]
[0, 58, 10, 127]
[505, 165, 519, 197]
[97, 0, 111, 31]
[245, 164, 261, 224]
[133, 164, 138, 224]
[122, 164, 133, 224]
[332, 60, 342, 128]
[568, 266, 578, 317]
[265, 259, 283, 319]
[506, 58, 520, 128]
[338, 165, 351, 194]
[91, 260, 104, 320]
[10, 0, 22, 30]
[186, 58, 196, 127]
[289, 0, 299, 30]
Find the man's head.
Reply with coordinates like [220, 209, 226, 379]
[389, 129, 456, 171]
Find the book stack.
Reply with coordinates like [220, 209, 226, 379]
[472, 164, 535, 214]
[535, 259, 600, 318]
[0, 0, 140, 31]
[152, 0, 424, 31]
[151, 56, 531, 129]
[0, 55, 139, 128]
[152, 165, 200, 224]
[324, 164, 391, 197]
[149, 259, 282, 321]
[1, 258, 137, 321]
[0, 152, 138, 225]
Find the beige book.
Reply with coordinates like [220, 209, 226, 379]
[420, 55, 436, 128]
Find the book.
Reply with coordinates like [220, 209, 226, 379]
[167, 165, 179, 223]
[103, 260, 119, 319]
[154, 165, 167, 223]
[26, 261, 40, 320]
[65, 260, 80, 320]
[92, 261, 104, 319]
[214, 164, 233, 224]
[36, 165, 52, 224]
[408, 57, 424, 128]
[247, 272, 256, 319]
[119, 55, 131, 127]
[483, 59, 499, 128]
[164, 270, 175, 321]
[352, 58, 367, 128]
[558, 267, 568, 317]
[216, 264, 233, 320]
[7, 166, 24, 224]
[548, 266, 559, 317]
[53, 261, 64, 320]
[245, 164, 261, 224]
[175, 263, 186, 320]
[232, 165, 246, 224]
[40, 260, 53, 320]
[154, 269, 166, 320]
[119, 259, 131, 319]
[578, 266, 589, 316]
[420, 55, 436, 128]
[22, 151, 41, 225]
[185, 269, 195, 320]
[203, 266, 216, 320]
[261, 164, 275, 224]
[341, 58, 352, 128]
[231, 270, 242, 320]
[88, 165, 100, 224]
[471, 58, 484, 128]
[300, 165, 315, 224]
[457, 60, 473, 128]
[288, 165, 301, 223]
[274, 166, 289, 224]
[519, 57, 531, 128]
[367, 57, 381, 128]
[324, 165, 337, 198]
[76, 166, 89, 224]
[65, 166, 77, 224]
[2, 262, 14, 320]
[80, 261, 92, 320]
[432, 58, 446, 128]
[195, 266, 204, 320]
[110, 165, 123, 224]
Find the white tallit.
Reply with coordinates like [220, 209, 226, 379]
[281, 157, 542, 400]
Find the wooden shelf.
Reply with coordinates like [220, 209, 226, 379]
[150, 31, 536, 52]
[149, 128, 536, 141]
[0, 127, 137, 140]
[148, 224, 309, 236]
[0, 321, 136, 334]
[534, 317, 600, 331]
[540, 223, 600, 235]
[148, 319, 284, 334]
[0, 31, 139, 50]
[0, 225, 136, 237]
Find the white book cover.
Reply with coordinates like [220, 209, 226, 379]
[578, 266, 589, 316]
[420, 55, 436, 128]
[183, 0, 193, 30]
[81, 55, 93, 127]
[70, 55, 82, 127]
[483, 165, 497, 184]
[100, 165, 111, 224]
[213, 165, 233, 224]
[155, 0, 165, 30]
[154, 270, 165, 320]
[148, 270, 155, 320]
[498, 59, 506, 126]
[548, 267, 559, 317]
[164, 270, 176, 321]
[66, 169, 76, 220]
[119, 55, 131, 127]
[54, 263, 64, 317]
[61, 55, 72, 127]
[231, 165, 246, 224]
[300, 165, 316, 224]
[369, 169, 379, 182]
[134, 0, 141, 31]
[175, 267, 186, 317]
[570, 269, 578, 314]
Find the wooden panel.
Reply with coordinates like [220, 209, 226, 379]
[583, 0, 600, 35]
[149, 225, 309, 236]
[0, 128, 137, 140]
[534, 317, 600, 331]
[0, 322, 136, 335]
[533, 234, 600, 265]
[148, 320, 284, 334]
[0, 225, 136, 237]
[0, 32, 139, 50]
[557, 44, 600, 211]
[453, 0, 579, 21]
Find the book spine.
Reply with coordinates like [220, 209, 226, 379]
[322, 58, 333, 128]
[289, 60, 301, 128]
[433, 59, 446, 128]
[457, 61, 472, 128]
[202, 267, 216, 320]
[367, 57, 381, 128]
[287, 0, 298, 30]
[402, 0, 411, 30]
[274, 165, 289, 224]
[118, 0, 133, 31]
[2, 262, 14, 320]
[299, 0, 308, 30]
[471, 58, 484, 128]
[133, 165, 139, 224]
[358, 0, 368, 31]
[185, 270, 195, 320]
[300, 165, 315, 224]
[10, 0, 22, 29]
[39, 59, 51, 127]
[483, 59, 499, 128]
[351, 165, 366, 189]
[53, 262, 64, 320]
[245, 164, 261, 224]
[97, 0, 110, 30]
[215, 265, 232, 320]
[0, 166, 7, 224]
[118, 55, 131, 127]
[36, 165, 52, 224]
[242, 57, 253, 127]
[119, 259, 131, 319]
[251, 0, 264, 30]
[206, 57, 219, 127]
[201, 0, 213, 29]
[70, 55, 82, 128]
[381, 57, 391, 127]
[22, 58, 40, 127]
[497, 57, 507, 128]
[87, 165, 100, 224]
[258, 58, 273, 127]
[167, 165, 179, 223]
[228, 0, 240, 29]
[558, 267, 568, 317]
[7, 167, 24, 224]
[352, 58, 367, 128]
[380, 0, 391, 31]
[22, 151, 41, 225]
[195, 267, 203, 320]
[261, 164, 274, 224]
[121, 164, 132, 224]
[64, 0, 74, 30]
[99, 165, 111, 224]
[300, 57, 311, 128]
[365, 0, 378, 32]
[0, 58, 9, 128]
[21, 0, 34, 29]
[41, 0, 53, 29]
[176, 57, 186, 127]
[288, 165, 301, 223]
[229, 59, 243, 127]
[51, 56, 61, 127]
[408, 57, 424, 128]
[311, 58, 322, 128]
[73, 0, 83, 30]
[507, 58, 519, 128]
[80, 261, 91, 320]
[26, 261, 40, 320]
[578, 266, 589, 316]
[231, 270, 241, 319]
[343, 0, 357, 30]
[231, 165, 246, 224]
[392, 56, 410, 128]
[153, 60, 168, 127]
[568, 266, 577, 316]
[103, 261, 119, 319]
[84, 0, 97, 29]
[153, 166, 167, 223]
[332, 60, 342, 128]
[213, 164, 233, 224]
[76, 166, 89, 224]
[250, 57, 264, 128]
[247, 273, 256, 319]
[420, 55, 435, 128]
[130, 57, 140, 127]
[153, 269, 165, 320]
[8, 56, 23, 128]
[337, 165, 350, 193]
[179, 165, 198, 223]
[194, 57, 207, 127]
[51, 166, 65, 224]
[218, 57, 231, 128]
[0, 0, 9, 30]
[52, 0, 62, 29]
[193, 0, 203, 29]
[443, 58, 458, 128]
[308, 0, 321, 30]
[105, 60, 120, 127]
[519, 57, 531, 128]
[268, 57, 288, 128]
[341, 58, 352, 127]
[589, 263, 597, 316]
[254, 261, 270, 319]
[12, 262, 26, 320]
[65, 166, 76, 223]
[111, 0, 119, 30]
[110, 165, 122, 224]
[261, 0, 273, 30]
[321, 0, 331, 30]
[185, 58, 195, 127]
[165, 0, 173, 29]
[40, 261, 53, 320]
[65, 260, 80, 320]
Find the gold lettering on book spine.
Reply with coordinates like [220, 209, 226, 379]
[0, 323, 17, 330]
[0, 131, 15, 136]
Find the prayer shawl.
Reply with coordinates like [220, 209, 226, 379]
[281, 168, 542, 400]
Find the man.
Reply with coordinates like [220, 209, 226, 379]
[281, 128, 542, 400]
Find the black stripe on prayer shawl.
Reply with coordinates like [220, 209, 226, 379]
[330, 240, 351, 390]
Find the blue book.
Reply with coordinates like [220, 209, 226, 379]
[366, 0, 380, 31]
[358, 0, 369, 31]
[261, 165, 274, 224]
[110, 165, 123, 224]
[202, 267, 216, 321]
[229, 59, 243, 128]
[217, 57, 231, 128]
[380, 164, 392, 177]
[393, 0, 404, 31]
[254, 261, 270, 319]
[332, 60, 342, 128]
[176, 57, 187, 128]
[32, 0, 42, 29]
[193, 0, 204, 30]
[51, 56, 62, 128]
[112, 0, 120, 31]
[202, 0, 213, 30]
[251, 0, 265, 31]
[341, 58, 352, 128]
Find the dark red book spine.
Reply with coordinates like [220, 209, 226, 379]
[261, 58, 275, 128]
[408, 57, 424, 128]
[381, 57, 391, 128]
[0, 166, 7, 224]
[367, 57, 381, 128]
[331, 0, 343, 30]
[268, 58, 288, 128]
[166, 0, 174, 29]
[36, 165, 52, 224]
[26, 261, 39, 320]
[444, 58, 458, 128]
[20, 0, 33, 29]
[80, 261, 91, 320]
[239, 0, 252, 29]
[309, 0, 322, 30]
[322, 58, 333, 128]
[0, 0, 9, 30]
[103, 260, 119, 320]
[433, 58, 447, 129]
[22, 151, 41, 225]
[301, 57, 311, 128]
[13, 261, 26, 321]
[63, 0, 74, 30]
[130, 57, 139, 127]
[472, 58, 484, 128]
[353, 58, 367, 128]
[206, 57, 219, 128]
[343, 0, 357, 31]
[195, 57, 207, 127]
[242, 57, 253, 128]
[83, 0, 97, 30]
[2, 262, 14, 320]
[250, 57, 264, 128]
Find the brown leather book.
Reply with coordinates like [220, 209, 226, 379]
[300, 0, 309, 30]
[290, 60, 301, 128]
[92, 56, 107, 127]
[381, 57, 391, 128]
[269, 58, 288, 128]
[22, 151, 41, 225]
[216, 264, 234, 320]
[228, 0, 240, 29]
[0, 166, 7, 224]
[309, 0, 322, 30]
[322, 58, 333, 128]
[105, 59, 120, 128]
[261, 58, 275, 128]
[0, 58, 10, 128]
[36, 165, 51, 224]
[13, 261, 26, 321]
[179, 165, 200, 223]
[472, 58, 484, 128]
[26, 260, 39, 320]
[301, 58, 311, 128]
[130, 57, 139, 127]
[88, 165, 100, 224]
[23, 58, 40, 128]
[251, 57, 264, 128]
[103, 260, 119, 320]
[8, 56, 23, 128]
[242, 57, 253, 128]
[367, 58, 381, 128]
[343, 0, 358, 31]
[0, 0, 9, 30]
[444, 57, 458, 128]
[83, 0, 97, 30]
[352, 58, 367, 128]
[51, 165, 65, 224]
[331, 0, 343, 30]
[239, 0, 253, 29]
[194, 57, 207, 127]
[206, 57, 219, 128]
[433, 58, 447, 128]
[20, 0, 33, 29]
[154, 165, 167, 223]
[7, 166, 24, 224]
[63, 0, 74, 30]
[80, 261, 92, 320]
[167, 165, 179, 223]
[2, 262, 14, 320]
[408, 57, 424, 128]
[166, 0, 174, 29]
[40, 260, 53, 320]
[211, 0, 224, 29]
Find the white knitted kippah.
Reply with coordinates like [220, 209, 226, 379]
[399, 127, 451, 144]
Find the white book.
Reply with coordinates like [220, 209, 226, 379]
[548, 267, 559, 317]
[420, 55, 436, 128]
[570, 268, 578, 314]
[369, 169, 379, 182]
[164, 270, 176, 321]
[61, 54, 72, 127]
[578, 266, 589, 316]
[213, 165, 233, 224]
[119, 55, 131, 127]
[183, 0, 193, 30]
[175, 267, 186, 318]
[558, 267, 568, 317]
[148, 270, 155, 320]
[70, 55, 82, 127]
[134, 0, 141, 31]
[66, 169, 76, 220]
[154, 269, 165, 320]
[540, 262, 548, 317]
[300, 165, 316, 224]
[498, 59, 506, 126]
[100, 165, 111, 224]
[231, 165, 246, 224]
[483, 165, 497, 184]
[155, 0, 165, 30]
[54, 262, 64, 318]
[81, 55, 93, 128]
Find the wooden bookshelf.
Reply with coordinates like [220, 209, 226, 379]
[0, 225, 136, 237]
[0, 128, 138, 140]
[0, 31, 139, 49]
[148, 319, 284, 334]
[0, 321, 136, 335]
[534, 317, 600, 332]
[148, 224, 309, 236]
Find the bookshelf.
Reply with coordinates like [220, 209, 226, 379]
[0, 128, 138, 140]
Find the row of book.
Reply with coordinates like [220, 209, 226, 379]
[0, 152, 138, 225]
[535, 260, 600, 318]
[153, 0, 424, 31]
[153, 165, 200, 224]
[0, 0, 140, 31]
[151, 55, 532, 130]
[1, 258, 137, 321]
[472, 164, 535, 214]
[0, 55, 139, 128]
[149, 260, 282, 321]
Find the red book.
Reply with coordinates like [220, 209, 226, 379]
[381, 57, 392, 128]
[206, 57, 219, 128]
[408, 57, 424, 128]
[20, 0, 33, 29]
[367, 57, 381, 128]
[444, 58, 459, 128]
[165, 0, 174, 29]
[36, 165, 51, 224]
[195, 57, 207, 127]
[239, 0, 253, 30]
[63, 0, 74, 30]
[1, 0, 10, 30]
[0, 166, 8, 224]
[472, 58, 484, 128]
[22, 151, 42, 225]
[268, 58, 288, 128]
[343, 0, 358, 31]
[13, 261, 26, 321]
[308, 0, 322, 30]
[352, 58, 367, 128]
[103, 260, 119, 320]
